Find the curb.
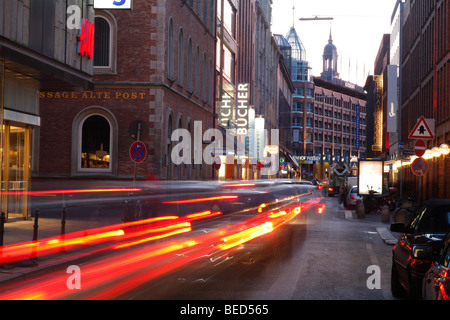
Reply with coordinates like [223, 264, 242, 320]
[376, 227, 399, 245]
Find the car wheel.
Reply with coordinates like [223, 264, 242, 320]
[391, 263, 406, 298]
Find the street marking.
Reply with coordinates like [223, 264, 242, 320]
[344, 210, 353, 220]
[376, 227, 398, 245]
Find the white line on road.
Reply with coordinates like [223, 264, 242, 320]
[376, 227, 398, 245]
[344, 210, 353, 220]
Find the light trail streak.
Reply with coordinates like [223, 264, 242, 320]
[0, 188, 142, 196]
[0, 193, 327, 300]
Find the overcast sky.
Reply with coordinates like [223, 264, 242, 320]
[271, 0, 397, 86]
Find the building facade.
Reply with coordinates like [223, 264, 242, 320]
[38, 0, 216, 182]
[399, 0, 450, 199]
[277, 27, 367, 180]
[0, 0, 94, 220]
[313, 77, 367, 180]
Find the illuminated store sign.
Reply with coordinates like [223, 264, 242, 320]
[236, 83, 249, 135]
[94, 0, 133, 9]
[218, 92, 233, 128]
[387, 65, 398, 133]
[78, 18, 95, 60]
[373, 75, 383, 152]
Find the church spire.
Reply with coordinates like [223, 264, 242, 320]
[321, 25, 339, 82]
[328, 25, 333, 43]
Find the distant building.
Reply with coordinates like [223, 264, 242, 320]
[277, 26, 367, 180]
[320, 30, 340, 82]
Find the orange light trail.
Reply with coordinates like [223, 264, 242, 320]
[0, 188, 142, 196]
[162, 195, 238, 204]
[186, 210, 222, 220]
[0, 194, 327, 300]
[218, 222, 273, 250]
[220, 183, 256, 188]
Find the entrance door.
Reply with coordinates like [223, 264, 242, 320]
[1, 124, 31, 221]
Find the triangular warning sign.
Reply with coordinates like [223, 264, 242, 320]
[408, 116, 435, 139]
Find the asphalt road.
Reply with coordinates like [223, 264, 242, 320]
[0, 191, 397, 302]
[125, 194, 396, 300]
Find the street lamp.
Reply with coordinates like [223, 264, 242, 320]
[439, 143, 449, 155]
[423, 149, 433, 160]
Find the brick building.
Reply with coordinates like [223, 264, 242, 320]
[37, 0, 216, 181]
[0, 0, 94, 220]
[399, 0, 450, 199]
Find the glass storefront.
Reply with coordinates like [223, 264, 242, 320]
[1, 124, 31, 221]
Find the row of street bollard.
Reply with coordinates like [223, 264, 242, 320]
[0, 211, 5, 247]
[0, 206, 67, 249]
[355, 199, 390, 222]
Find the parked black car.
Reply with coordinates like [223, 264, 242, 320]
[422, 228, 450, 300]
[390, 199, 450, 299]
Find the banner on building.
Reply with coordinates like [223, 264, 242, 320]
[355, 103, 360, 150]
[236, 84, 249, 136]
[387, 65, 398, 133]
[372, 75, 383, 152]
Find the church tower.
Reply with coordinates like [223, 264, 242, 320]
[320, 28, 339, 82]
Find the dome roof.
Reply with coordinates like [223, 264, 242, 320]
[323, 29, 337, 58]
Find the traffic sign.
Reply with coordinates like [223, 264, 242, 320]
[213, 156, 221, 170]
[408, 116, 435, 139]
[411, 157, 429, 176]
[414, 139, 426, 157]
[129, 141, 147, 163]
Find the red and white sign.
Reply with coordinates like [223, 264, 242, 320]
[414, 139, 426, 157]
[129, 141, 147, 163]
[408, 116, 435, 140]
[411, 157, 429, 176]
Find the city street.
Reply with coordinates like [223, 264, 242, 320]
[118, 193, 396, 300]
[0, 0, 448, 306]
[0, 188, 398, 301]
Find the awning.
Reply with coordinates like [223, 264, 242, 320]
[279, 144, 299, 169]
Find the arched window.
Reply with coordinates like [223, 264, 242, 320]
[208, 58, 213, 104]
[94, 17, 110, 67]
[94, 12, 117, 73]
[202, 52, 207, 101]
[209, 0, 215, 31]
[187, 38, 193, 92]
[195, 45, 200, 96]
[166, 113, 174, 180]
[168, 19, 174, 80]
[81, 115, 111, 170]
[73, 107, 117, 174]
[177, 28, 184, 86]
[203, 0, 208, 26]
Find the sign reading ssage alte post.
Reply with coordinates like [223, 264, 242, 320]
[94, 0, 132, 9]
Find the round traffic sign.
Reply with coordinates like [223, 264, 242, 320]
[129, 141, 147, 163]
[213, 156, 221, 170]
[414, 139, 426, 157]
[411, 157, 429, 176]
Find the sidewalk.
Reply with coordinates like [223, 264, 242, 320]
[341, 205, 400, 245]
[1, 216, 122, 246]
[0, 213, 125, 286]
